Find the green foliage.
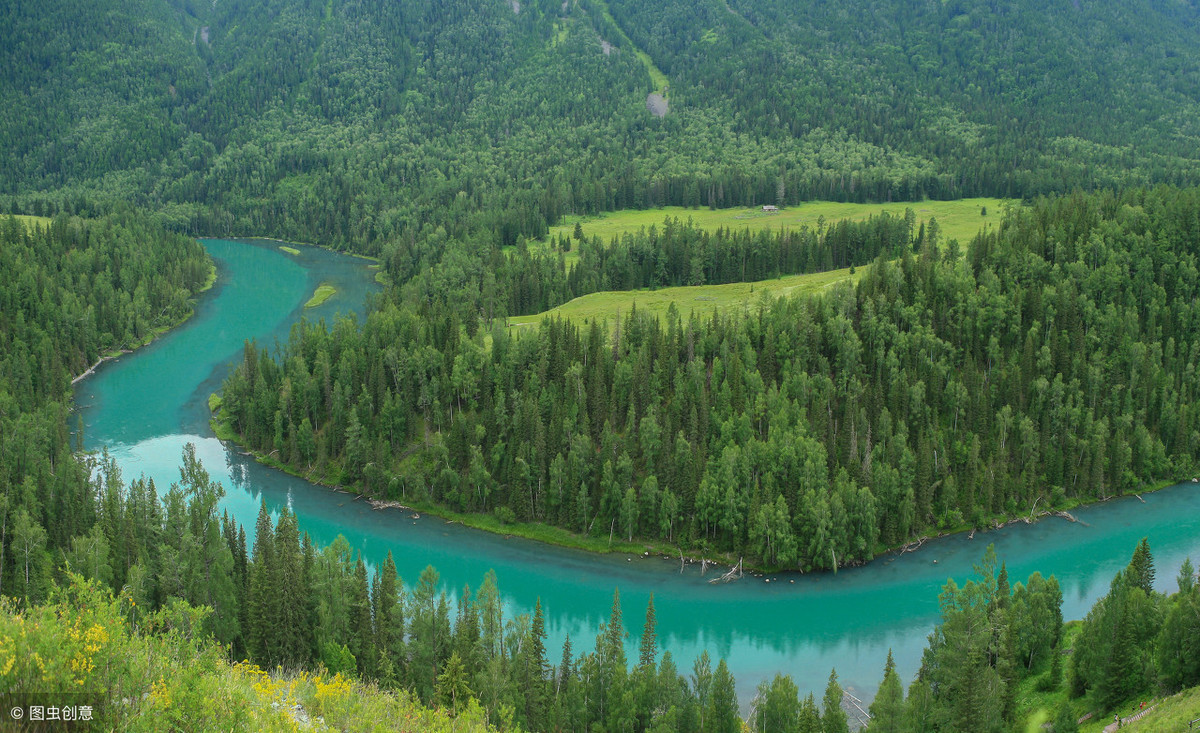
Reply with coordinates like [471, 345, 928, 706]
[5, 0, 1200, 262]
[219, 188, 1200, 570]
[1072, 544, 1163, 709]
[0, 209, 208, 610]
[821, 669, 849, 733]
[865, 650, 904, 733]
[0, 576, 500, 732]
[1051, 703, 1078, 733]
[877, 543, 1199, 730]
[752, 673, 802, 733]
[304, 284, 336, 309]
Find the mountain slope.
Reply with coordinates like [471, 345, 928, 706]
[4, 0, 1200, 251]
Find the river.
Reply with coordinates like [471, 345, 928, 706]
[73, 238, 1200, 712]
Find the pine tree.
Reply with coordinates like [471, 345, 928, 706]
[798, 693, 823, 733]
[247, 500, 276, 664]
[273, 507, 312, 668]
[410, 565, 449, 702]
[350, 557, 375, 677]
[822, 669, 849, 733]
[708, 658, 740, 733]
[375, 551, 405, 685]
[526, 598, 549, 726]
[1052, 703, 1078, 733]
[1176, 557, 1195, 595]
[1127, 537, 1155, 595]
[867, 650, 904, 732]
[639, 593, 658, 670]
[436, 651, 473, 712]
[753, 673, 801, 733]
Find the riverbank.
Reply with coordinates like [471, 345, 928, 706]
[206, 392, 1196, 577]
[71, 260, 218, 386]
[208, 395, 688, 558]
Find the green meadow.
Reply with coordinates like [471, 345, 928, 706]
[510, 198, 1010, 331]
[508, 266, 860, 331]
[547, 198, 1007, 246]
[11, 214, 52, 229]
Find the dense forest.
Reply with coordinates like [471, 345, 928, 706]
[7, 442, 1199, 732]
[0, 212, 210, 603]
[4, 0, 1200, 260]
[218, 188, 1200, 570]
[0, 206, 1196, 728]
[5, 0, 1200, 728]
[859, 541, 1200, 733]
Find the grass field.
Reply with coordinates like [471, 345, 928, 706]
[279, 245, 300, 256]
[10, 214, 51, 229]
[508, 266, 860, 331]
[304, 283, 336, 308]
[532, 199, 1009, 270]
[550, 198, 1006, 246]
[1101, 686, 1200, 731]
[634, 47, 669, 94]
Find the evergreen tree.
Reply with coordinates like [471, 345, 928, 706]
[708, 658, 740, 733]
[247, 501, 276, 664]
[798, 693, 823, 733]
[639, 593, 658, 670]
[753, 673, 801, 733]
[1052, 703, 1079, 733]
[273, 507, 312, 667]
[866, 650, 904, 733]
[1128, 537, 1155, 595]
[821, 669, 849, 733]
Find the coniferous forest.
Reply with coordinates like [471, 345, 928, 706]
[4, 0, 1200, 729]
[218, 189, 1200, 571]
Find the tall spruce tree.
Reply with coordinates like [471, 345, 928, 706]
[867, 650, 904, 732]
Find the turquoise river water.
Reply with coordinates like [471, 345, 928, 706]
[73, 238, 1200, 710]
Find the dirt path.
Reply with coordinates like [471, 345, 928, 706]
[1103, 704, 1157, 732]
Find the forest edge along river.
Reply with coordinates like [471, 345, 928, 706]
[72, 237, 1200, 711]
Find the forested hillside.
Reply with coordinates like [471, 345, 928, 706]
[218, 188, 1200, 570]
[4, 0, 1200, 257]
[0, 212, 210, 604]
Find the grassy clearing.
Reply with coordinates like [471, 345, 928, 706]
[279, 245, 300, 256]
[551, 20, 569, 46]
[304, 283, 336, 308]
[508, 266, 859, 330]
[1009, 620, 1195, 733]
[634, 47, 669, 93]
[590, 0, 669, 93]
[392, 497, 677, 558]
[11, 214, 52, 229]
[545, 198, 1008, 249]
[1105, 686, 1200, 730]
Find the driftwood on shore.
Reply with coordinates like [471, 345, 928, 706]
[71, 351, 132, 385]
[368, 498, 415, 512]
[842, 689, 872, 727]
[1053, 510, 1090, 526]
[708, 558, 743, 584]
